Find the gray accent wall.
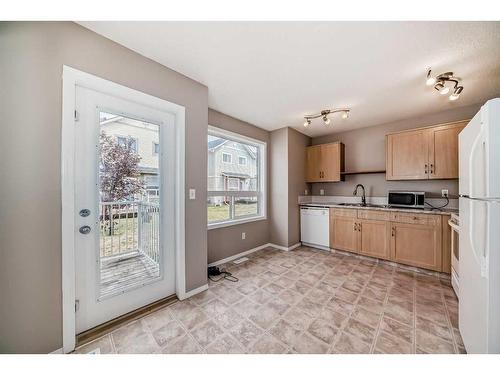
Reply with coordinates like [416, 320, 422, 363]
[0, 22, 208, 353]
[311, 104, 481, 198]
[207, 110, 270, 264]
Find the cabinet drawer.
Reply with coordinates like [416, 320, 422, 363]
[390, 212, 441, 226]
[357, 209, 391, 221]
[330, 208, 357, 218]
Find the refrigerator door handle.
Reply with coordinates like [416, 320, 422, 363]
[469, 126, 487, 198]
[469, 199, 489, 278]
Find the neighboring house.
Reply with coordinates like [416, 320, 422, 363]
[208, 137, 257, 205]
[100, 113, 160, 200]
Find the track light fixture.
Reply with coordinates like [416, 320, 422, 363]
[426, 69, 464, 101]
[303, 108, 350, 128]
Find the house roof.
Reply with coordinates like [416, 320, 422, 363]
[208, 138, 227, 150]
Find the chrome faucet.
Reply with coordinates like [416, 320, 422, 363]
[353, 184, 366, 206]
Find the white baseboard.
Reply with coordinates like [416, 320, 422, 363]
[178, 283, 208, 301]
[269, 242, 301, 251]
[49, 347, 63, 354]
[208, 243, 272, 267]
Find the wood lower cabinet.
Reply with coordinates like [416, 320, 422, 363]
[390, 221, 442, 271]
[330, 212, 358, 252]
[358, 219, 391, 260]
[329, 207, 447, 272]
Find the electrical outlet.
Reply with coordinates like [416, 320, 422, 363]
[320, 189, 325, 196]
[441, 189, 449, 198]
[241, 232, 246, 240]
[304, 189, 308, 195]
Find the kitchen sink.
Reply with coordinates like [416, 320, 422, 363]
[336, 203, 387, 208]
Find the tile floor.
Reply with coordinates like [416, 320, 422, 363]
[74, 246, 465, 354]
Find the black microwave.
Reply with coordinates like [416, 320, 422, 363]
[387, 191, 425, 209]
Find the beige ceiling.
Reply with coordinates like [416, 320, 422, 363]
[79, 21, 500, 137]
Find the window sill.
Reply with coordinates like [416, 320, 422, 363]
[207, 215, 267, 230]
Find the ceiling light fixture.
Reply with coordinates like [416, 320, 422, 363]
[303, 108, 350, 128]
[426, 69, 464, 101]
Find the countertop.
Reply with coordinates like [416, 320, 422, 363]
[299, 202, 458, 216]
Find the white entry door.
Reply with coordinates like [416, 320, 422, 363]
[75, 85, 176, 334]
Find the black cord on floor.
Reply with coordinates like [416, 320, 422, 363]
[425, 196, 450, 210]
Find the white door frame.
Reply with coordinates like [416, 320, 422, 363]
[61, 65, 186, 353]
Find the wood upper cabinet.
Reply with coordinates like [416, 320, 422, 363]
[390, 220, 442, 271]
[428, 121, 467, 179]
[306, 142, 345, 182]
[358, 219, 391, 260]
[386, 120, 467, 180]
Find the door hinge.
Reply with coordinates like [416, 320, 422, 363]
[75, 299, 80, 312]
[74, 110, 79, 122]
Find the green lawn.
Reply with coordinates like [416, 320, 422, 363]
[208, 202, 257, 223]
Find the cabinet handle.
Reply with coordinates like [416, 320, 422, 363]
[354, 223, 357, 231]
[424, 164, 428, 174]
[430, 164, 434, 174]
[391, 227, 395, 237]
[358, 223, 362, 232]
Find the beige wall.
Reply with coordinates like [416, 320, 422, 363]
[269, 127, 311, 247]
[207, 109, 270, 264]
[269, 128, 289, 246]
[287, 128, 311, 245]
[0, 22, 208, 353]
[311, 104, 481, 198]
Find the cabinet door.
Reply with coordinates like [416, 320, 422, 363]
[386, 130, 429, 180]
[359, 219, 391, 260]
[306, 146, 322, 182]
[321, 143, 342, 182]
[428, 122, 466, 179]
[391, 222, 442, 271]
[330, 216, 359, 253]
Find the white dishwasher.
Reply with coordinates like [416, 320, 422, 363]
[300, 206, 330, 250]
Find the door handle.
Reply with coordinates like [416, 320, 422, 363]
[79, 225, 91, 235]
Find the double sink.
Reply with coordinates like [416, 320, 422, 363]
[336, 202, 388, 208]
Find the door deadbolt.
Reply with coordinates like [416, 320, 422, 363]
[79, 225, 91, 235]
[79, 209, 91, 217]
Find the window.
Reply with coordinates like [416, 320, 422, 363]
[153, 142, 160, 154]
[222, 152, 232, 164]
[117, 136, 138, 153]
[207, 126, 266, 228]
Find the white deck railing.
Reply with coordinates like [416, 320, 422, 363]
[99, 201, 160, 265]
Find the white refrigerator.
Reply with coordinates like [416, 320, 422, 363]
[459, 98, 500, 353]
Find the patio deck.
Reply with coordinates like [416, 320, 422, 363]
[100, 253, 160, 298]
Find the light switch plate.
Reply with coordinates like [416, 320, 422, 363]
[241, 232, 246, 240]
[189, 188, 196, 200]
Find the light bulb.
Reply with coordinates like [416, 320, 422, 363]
[323, 116, 330, 125]
[426, 77, 436, 86]
[342, 111, 349, 119]
[303, 119, 310, 128]
[449, 86, 463, 101]
[439, 86, 450, 95]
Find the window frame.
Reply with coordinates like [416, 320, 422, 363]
[222, 152, 232, 164]
[238, 156, 247, 166]
[116, 135, 138, 153]
[207, 125, 267, 230]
